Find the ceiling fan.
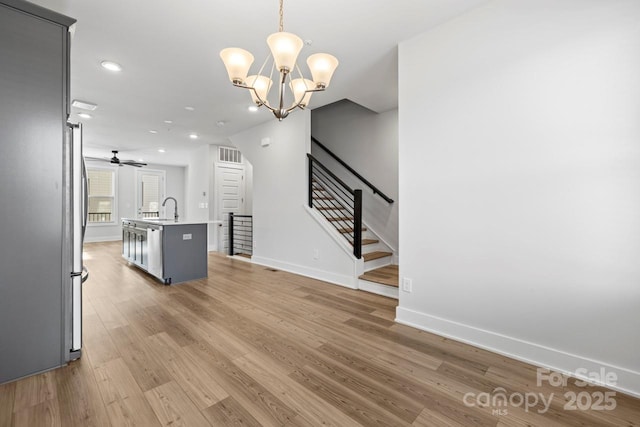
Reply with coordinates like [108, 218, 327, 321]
[85, 150, 147, 167]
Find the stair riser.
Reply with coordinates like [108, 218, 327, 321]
[363, 255, 393, 271]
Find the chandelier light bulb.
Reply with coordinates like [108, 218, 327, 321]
[267, 32, 304, 72]
[307, 53, 339, 89]
[220, 48, 254, 84]
[290, 78, 314, 107]
[246, 75, 273, 105]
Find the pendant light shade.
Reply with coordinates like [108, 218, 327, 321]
[290, 78, 314, 107]
[246, 75, 273, 105]
[266, 32, 304, 72]
[307, 53, 339, 89]
[220, 48, 254, 84]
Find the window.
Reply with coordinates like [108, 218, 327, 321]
[219, 146, 242, 164]
[87, 168, 116, 224]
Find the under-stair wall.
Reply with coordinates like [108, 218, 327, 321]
[228, 111, 360, 288]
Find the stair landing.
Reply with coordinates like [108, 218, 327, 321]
[358, 264, 398, 287]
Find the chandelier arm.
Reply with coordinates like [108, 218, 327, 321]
[286, 87, 326, 113]
[231, 81, 275, 111]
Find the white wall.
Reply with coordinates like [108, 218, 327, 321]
[311, 100, 399, 252]
[398, 0, 640, 396]
[84, 162, 185, 242]
[229, 111, 357, 287]
[184, 144, 210, 222]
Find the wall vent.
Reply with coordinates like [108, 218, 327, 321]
[218, 146, 242, 164]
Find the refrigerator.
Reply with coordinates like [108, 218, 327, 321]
[0, 0, 84, 384]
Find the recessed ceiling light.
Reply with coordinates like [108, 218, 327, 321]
[248, 105, 259, 112]
[158, 149, 166, 153]
[216, 121, 226, 127]
[184, 106, 195, 111]
[100, 60, 122, 72]
[137, 158, 144, 162]
[71, 99, 98, 110]
[189, 133, 198, 140]
[78, 112, 92, 119]
[163, 120, 173, 124]
[149, 130, 158, 134]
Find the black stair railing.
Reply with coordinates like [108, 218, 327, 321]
[228, 213, 253, 257]
[308, 154, 362, 259]
[312, 136, 394, 204]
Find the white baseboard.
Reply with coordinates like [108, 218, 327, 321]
[395, 307, 640, 398]
[84, 235, 121, 243]
[251, 256, 357, 290]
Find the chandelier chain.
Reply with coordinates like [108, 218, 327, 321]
[279, 0, 284, 32]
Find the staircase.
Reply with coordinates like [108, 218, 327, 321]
[311, 180, 392, 264]
[308, 138, 398, 297]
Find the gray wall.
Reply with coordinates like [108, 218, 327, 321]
[84, 162, 186, 242]
[311, 100, 399, 252]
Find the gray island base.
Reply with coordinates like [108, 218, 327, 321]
[122, 218, 208, 285]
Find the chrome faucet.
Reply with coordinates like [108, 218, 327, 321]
[162, 197, 179, 222]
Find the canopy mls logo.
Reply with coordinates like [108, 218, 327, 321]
[462, 367, 618, 416]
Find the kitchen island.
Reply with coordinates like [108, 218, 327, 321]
[122, 218, 208, 285]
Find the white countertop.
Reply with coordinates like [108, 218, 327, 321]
[122, 218, 220, 227]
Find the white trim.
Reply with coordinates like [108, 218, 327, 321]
[358, 279, 398, 299]
[251, 255, 357, 289]
[84, 235, 121, 243]
[395, 307, 640, 398]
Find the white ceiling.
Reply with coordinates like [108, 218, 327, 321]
[30, 0, 487, 165]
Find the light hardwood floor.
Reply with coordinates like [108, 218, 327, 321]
[1, 241, 638, 426]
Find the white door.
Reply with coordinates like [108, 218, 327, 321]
[136, 169, 166, 219]
[216, 165, 245, 253]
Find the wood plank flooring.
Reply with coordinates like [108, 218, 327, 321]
[1, 241, 639, 426]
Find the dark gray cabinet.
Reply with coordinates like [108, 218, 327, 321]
[122, 221, 148, 270]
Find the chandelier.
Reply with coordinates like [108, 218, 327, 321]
[220, 0, 338, 121]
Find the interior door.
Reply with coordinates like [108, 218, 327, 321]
[216, 165, 245, 253]
[136, 169, 165, 219]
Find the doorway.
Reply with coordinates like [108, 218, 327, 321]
[135, 169, 166, 219]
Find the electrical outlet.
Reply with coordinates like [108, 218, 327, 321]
[402, 277, 413, 292]
[313, 249, 319, 260]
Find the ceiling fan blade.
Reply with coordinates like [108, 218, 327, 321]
[121, 160, 147, 167]
[84, 156, 109, 162]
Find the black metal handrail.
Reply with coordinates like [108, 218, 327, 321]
[228, 213, 253, 257]
[312, 136, 394, 204]
[308, 154, 362, 259]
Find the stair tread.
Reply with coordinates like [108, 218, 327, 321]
[359, 265, 399, 287]
[315, 207, 345, 211]
[363, 251, 393, 262]
[327, 217, 353, 222]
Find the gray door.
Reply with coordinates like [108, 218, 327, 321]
[0, 3, 70, 382]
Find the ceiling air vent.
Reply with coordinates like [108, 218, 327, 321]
[219, 147, 242, 164]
